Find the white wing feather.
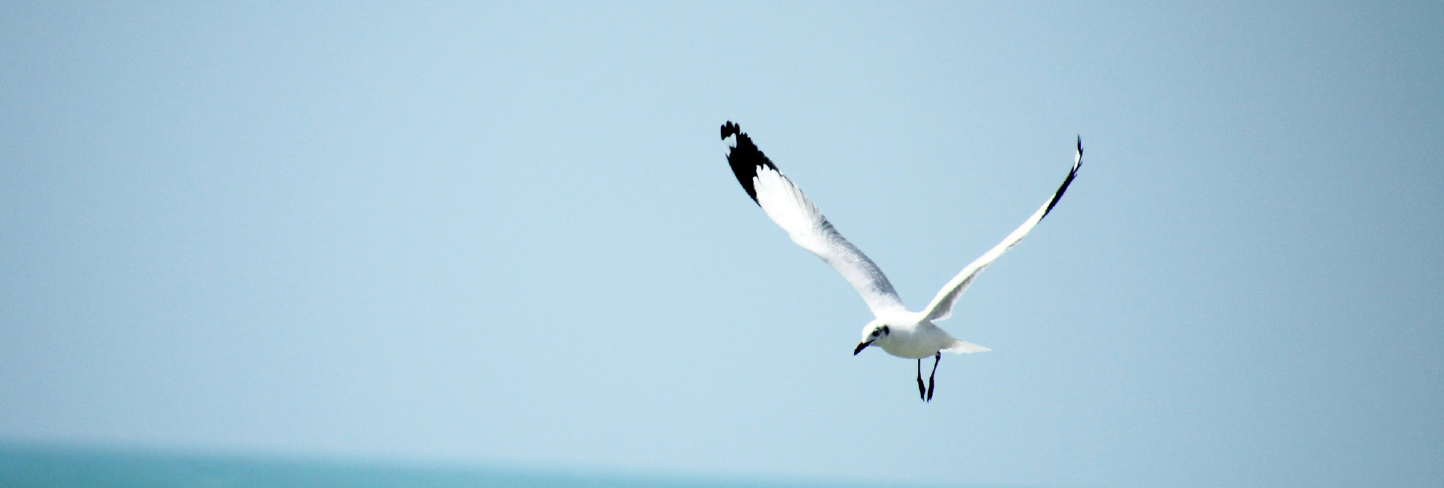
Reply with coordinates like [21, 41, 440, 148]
[723, 122, 1080, 323]
[752, 165, 909, 316]
[921, 140, 1083, 322]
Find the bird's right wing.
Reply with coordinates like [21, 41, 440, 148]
[721, 121, 908, 317]
[920, 138, 1083, 322]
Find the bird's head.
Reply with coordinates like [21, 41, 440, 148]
[854, 320, 891, 355]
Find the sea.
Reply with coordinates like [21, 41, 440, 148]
[0, 443, 884, 488]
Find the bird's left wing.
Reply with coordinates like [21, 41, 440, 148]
[921, 137, 1083, 322]
[721, 121, 908, 317]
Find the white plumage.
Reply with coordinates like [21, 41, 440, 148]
[720, 121, 1082, 401]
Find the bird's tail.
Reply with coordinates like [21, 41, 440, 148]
[942, 340, 990, 354]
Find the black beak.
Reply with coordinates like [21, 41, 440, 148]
[854, 341, 871, 355]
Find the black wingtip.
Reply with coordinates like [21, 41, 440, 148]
[720, 121, 778, 205]
[721, 121, 742, 140]
[1042, 137, 1083, 218]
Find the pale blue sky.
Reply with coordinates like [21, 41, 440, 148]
[2, 2, 1441, 487]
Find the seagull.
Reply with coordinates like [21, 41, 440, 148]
[720, 121, 1081, 402]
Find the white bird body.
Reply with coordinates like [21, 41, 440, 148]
[720, 121, 1081, 401]
[864, 312, 975, 360]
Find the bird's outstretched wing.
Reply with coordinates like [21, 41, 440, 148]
[721, 121, 907, 317]
[921, 137, 1083, 322]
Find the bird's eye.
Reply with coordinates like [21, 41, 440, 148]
[872, 330, 880, 336]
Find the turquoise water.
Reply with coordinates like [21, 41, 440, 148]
[0, 444, 850, 488]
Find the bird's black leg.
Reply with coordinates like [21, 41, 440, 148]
[926, 353, 941, 402]
[916, 358, 926, 400]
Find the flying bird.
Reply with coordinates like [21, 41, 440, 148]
[720, 121, 1082, 402]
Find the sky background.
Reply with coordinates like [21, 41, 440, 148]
[2, 2, 1442, 487]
